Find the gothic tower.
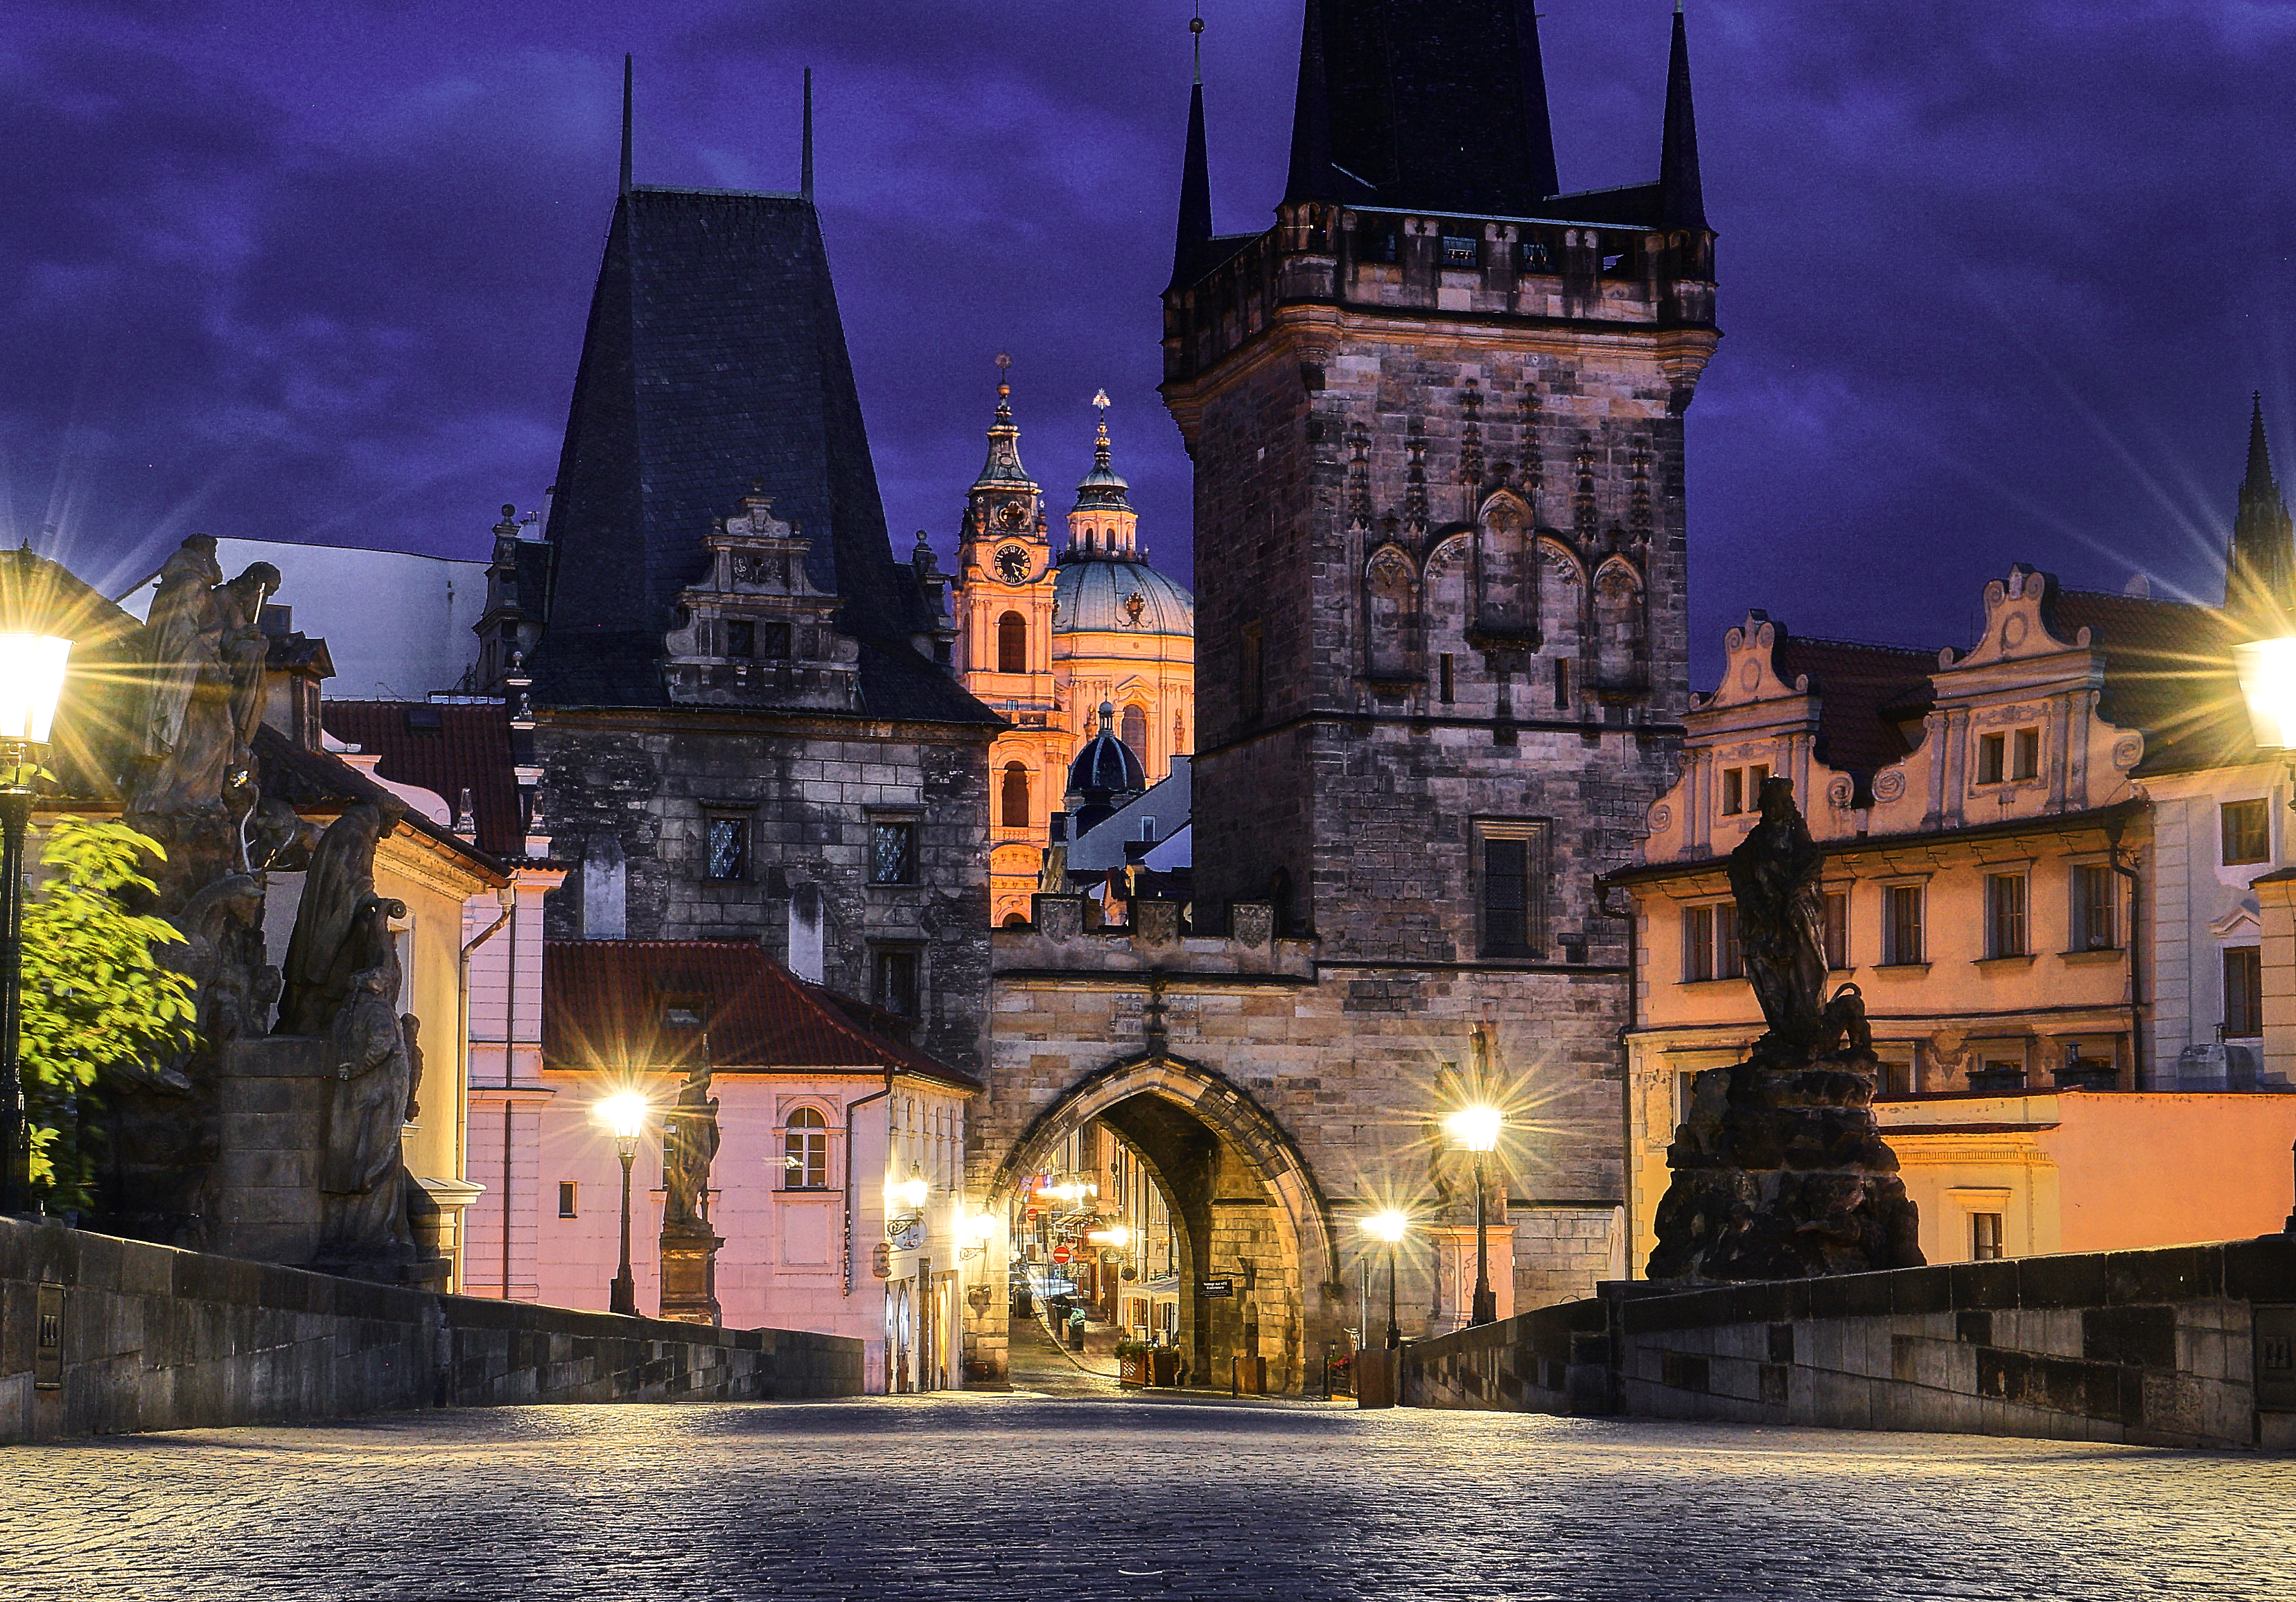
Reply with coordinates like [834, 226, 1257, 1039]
[2229, 394, 2294, 626]
[1163, 0, 1718, 956]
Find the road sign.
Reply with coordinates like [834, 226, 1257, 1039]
[1051, 1246, 1072, 1264]
[1199, 1277, 1234, 1298]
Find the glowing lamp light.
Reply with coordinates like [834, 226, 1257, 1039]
[0, 635, 69, 748]
[1446, 1105, 1504, 1154]
[966, 1213, 1000, 1246]
[595, 1090, 649, 1142]
[893, 1170, 931, 1211]
[1360, 1210, 1410, 1244]
[2237, 637, 2296, 750]
[1089, 1225, 1132, 1249]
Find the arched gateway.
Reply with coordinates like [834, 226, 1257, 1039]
[980, 1052, 1339, 1391]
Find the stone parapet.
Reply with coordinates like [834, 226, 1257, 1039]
[0, 1217, 862, 1443]
[999, 897, 1314, 980]
[1402, 1235, 2296, 1451]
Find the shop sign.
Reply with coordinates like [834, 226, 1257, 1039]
[1199, 1277, 1234, 1299]
[870, 1242, 891, 1279]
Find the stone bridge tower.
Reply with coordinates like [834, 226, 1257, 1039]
[967, 0, 1719, 1392]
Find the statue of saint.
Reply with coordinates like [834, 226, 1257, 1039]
[131, 537, 231, 814]
[662, 1065, 721, 1233]
[1724, 777, 1830, 1049]
[319, 965, 414, 1252]
[277, 800, 403, 1036]
[212, 562, 281, 767]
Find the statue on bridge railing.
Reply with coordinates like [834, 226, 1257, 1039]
[1646, 778, 1925, 1283]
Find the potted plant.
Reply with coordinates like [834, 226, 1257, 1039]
[1115, 1339, 1150, 1386]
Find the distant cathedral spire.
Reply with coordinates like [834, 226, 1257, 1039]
[2231, 393, 2295, 619]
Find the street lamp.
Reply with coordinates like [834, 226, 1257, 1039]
[0, 634, 67, 1219]
[1360, 1209, 1410, 1349]
[1446, 1104, 1503, 1326]
[886, 1167, 931, 1240]
[959, 1211, 999, 1260]
[2236, 637, 2296, 754]
[596, 1089, 649, 1314]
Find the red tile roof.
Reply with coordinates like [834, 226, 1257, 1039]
[1771, 633, 1939, 777]
[321, 700, 526, 857]
[541, 940, 978, 1089]
[2053, 589, 2249, 775]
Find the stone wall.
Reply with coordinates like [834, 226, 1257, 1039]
[532, 711, 992, 1072]
[1403, 1237, 2296, 1451]
[0, 1217, 862, 1443]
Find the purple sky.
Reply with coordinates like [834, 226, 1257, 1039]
[6, 1, 2294, 678]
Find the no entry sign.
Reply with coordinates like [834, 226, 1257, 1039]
[1051, 1246, 1072, 1264]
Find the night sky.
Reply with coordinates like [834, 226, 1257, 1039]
[6, 1, 2293, 679]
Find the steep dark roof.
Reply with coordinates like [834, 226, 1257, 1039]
[542, 939, 978, 1088]
[321, 699, 525, 859]
[532, 184, 984, 723]
[1283, 0, 1558, 215]
[2054, 588, 2248, 775]
[1771, 634, 1938, 777]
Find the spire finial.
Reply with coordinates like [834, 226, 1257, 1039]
[1191, 3, 1204, 87]
[1092, 388, 1113, 470]
[620, 55, 633, 199]
[995, 352, 1013, 414]
[801, 68, 815, 202]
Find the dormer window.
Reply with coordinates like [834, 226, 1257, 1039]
[663, 1005, 702, 1028]
[1521, 240, 1552, 272]
[1719, 763, 1768, 817]
[726, 620, 755, 658]
[1441, 236, 1478, 267]
[1978, 728, 2041, 785]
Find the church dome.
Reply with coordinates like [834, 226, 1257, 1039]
[1067, 701, 1147, 802]
[1053, 558, 1194, 638]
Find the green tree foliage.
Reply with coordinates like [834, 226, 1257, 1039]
[21, 818, 198, 1208]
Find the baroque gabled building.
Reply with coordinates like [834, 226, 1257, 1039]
[510, 155, 1001, 1073]
[952, 378, 1195, 925]
[966, 1, 1719, 1393]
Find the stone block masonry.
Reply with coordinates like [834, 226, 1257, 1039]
[1403, 1235, 2296, 1450]
[0, 1217, 861, 1443]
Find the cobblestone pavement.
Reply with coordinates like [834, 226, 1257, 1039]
[6, 1396, 2293, 1601]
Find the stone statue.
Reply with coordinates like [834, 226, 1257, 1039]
[130, 538, 244, 816]
[276, 799, 403, 1037]
[663, 1065, 721, 1232]
[213, 561, 280, 767]
[1724, 777, 1830, 1049]
[171, 872, 279, 1045]
[319, 965, 413, 1253]
[1647, 782, 1923, 1283]
[1037, 843, 1067, 895]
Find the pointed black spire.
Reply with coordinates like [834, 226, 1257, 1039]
[1283, 0, 1335, 204]
[619, 55, 633, 199]
[1169, 15, 1213, 291]
[1515, 0, 1559, 203]
[2232, 393, 2295, 617]
[801, 67, 815, 203]
[1659, 2, 1707, 231]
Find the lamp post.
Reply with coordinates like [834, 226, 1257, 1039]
[597, 1090, 649, 1314]
[1446, 1104, 1503, 1326]
[1360, 1210, 1409, 1349]
[0, 635, 69, 1219]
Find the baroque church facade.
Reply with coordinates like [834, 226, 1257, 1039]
[963, 1, 1719, 1391]
[951, 375, 1195, 925]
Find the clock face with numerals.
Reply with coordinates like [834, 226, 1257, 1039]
[995, 545, 1031, 585]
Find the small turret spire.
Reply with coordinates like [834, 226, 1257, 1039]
[2232, 392, 2296, 619]
[1659, 3, 1707, 230]
[620, 55, 633, 199]
[1169, 15, 1214, 291]
[801, 67, 814, 203]
[969, 353, 1033, 492]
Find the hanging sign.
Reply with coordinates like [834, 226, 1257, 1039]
[870, 1242, 891, 1279]
[1199, 1277, 1234, 1299]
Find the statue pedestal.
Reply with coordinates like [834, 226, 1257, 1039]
[209, 1037, 330, 1266]
[659, 1225, 723, 1326]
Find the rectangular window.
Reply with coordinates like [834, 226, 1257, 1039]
[1823, 890, 1849, 971]
[1521, 238, 1552, 272]
[1441, 235, 1479, 266]
[1477, 821, 1549, 958]
[2225, 947, 2265, 1039]
[1683, 905, 1715, 982]
[557, 1181, 577, 1219]
[725, 619, 755, 659]
[1971, 1213, 2004, 1262]
[1883, 884, 1924, 965]
[1241, 624, 1265, 723]
[1439, 653, 1455, 704]
[2072, 863, 2117, 951]
[2013, 728, 2041, 782]
[1675, 1070, 1701, 1129]
[761, 619, 792, 659]
[870, 820, 917, 885]
[1715, 904, 1742, 980]
[1986, 874, 2028, 958]
[875, 949, 920, 1018]
[706, 816, 748, 882]
[1552, 657, 1570, 708]
[1749, 762, 1771, 794]
[2223, 799, 2271, 865]
[1977, 732, 2006, 785]
[1721, 768, 1744, 816]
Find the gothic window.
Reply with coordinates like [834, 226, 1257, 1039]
[784, 1107, 830, 1190]
[1120, 705, 1148, 757]
[1474, 503, 1536, 642]
[1001, 763, 1031, 829]
[997, 612, 1028, 674]
[1593, 563, 1645, 690]
[1365, 549, 1418, 680]
[1538, 543, 1583, 661]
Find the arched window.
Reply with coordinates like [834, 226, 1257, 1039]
[997, 612, 1027, 675]
[1120, 704, 1148, 757]
[1001, 762, 1030, 828]
[785, 1107, 828, 1190]
[1365, 549, 1418, 680]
